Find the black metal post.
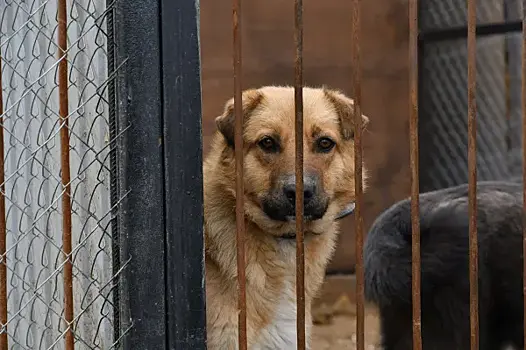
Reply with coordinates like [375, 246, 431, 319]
[113, 0, 206, 348]
[114, 0, 166, 348]
[161, 0, 207, 348]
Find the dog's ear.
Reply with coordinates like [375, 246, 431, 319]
[215, 89, 264, 147]
[323, 88, 369, 140]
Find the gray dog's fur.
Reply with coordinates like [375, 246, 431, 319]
[364, 181, 524, 350]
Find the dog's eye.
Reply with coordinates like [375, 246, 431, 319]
[258, 136, 279, 153]
[316, 137, 336, 153]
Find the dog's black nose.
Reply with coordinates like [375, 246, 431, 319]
[283, 179, 316, 204]
[263, 173, 328, 221]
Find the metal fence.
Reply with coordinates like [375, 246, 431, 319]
[1, 0, 526, 350]
[1, 0, 206, 349]
[229, 0, 526, 348]
[0, 0, 122, 348]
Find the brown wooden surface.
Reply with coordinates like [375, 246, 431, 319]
[200, 0, 410, 272]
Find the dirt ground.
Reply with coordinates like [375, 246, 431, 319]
[311, 304, 381, 349]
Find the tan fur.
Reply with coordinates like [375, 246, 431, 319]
[204, 85, 369, 349]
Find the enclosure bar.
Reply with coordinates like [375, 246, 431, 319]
[467, 0, 479, 348]
[351, 0, 365, 348]
[57, 0, 75, 348]
[0, 55, 8, 350]
[232, 0, 247, 347]
[408, 0, 422, 347]
[294, 0, 306, 348]
[522, 0, 526, 346]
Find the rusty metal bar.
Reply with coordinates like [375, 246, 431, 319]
[523, 0, 526, 345]
[467, 0, 479, 348]
[232, 0, 247, 347]
[408, 0, 422, 347]
[294, 0, 306, 348]
[57, 0, 75, 348]
[351, 0, 365, 348]
[0, 54, 8, 350]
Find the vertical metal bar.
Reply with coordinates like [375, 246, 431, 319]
[467, 0, 479, 348]
[57, 0, 75, 348]
[106, 0, 121, 343]
[294, 0, 305, 348]
[232, 0, 247, 348]
[351, 0, 364, 349]
[0, 54, 8, 350]
[408, 0, 422, 347]
[522, 0, 526, 347]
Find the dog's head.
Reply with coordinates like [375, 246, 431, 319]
[214, 86, 369, 238]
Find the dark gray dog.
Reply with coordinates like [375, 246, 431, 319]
[364, 181, 524, 350]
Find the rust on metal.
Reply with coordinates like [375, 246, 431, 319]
[351, 0, 365, 348]
[522, 0, 526, 347]
[408, 0, 422, 347]
[294, 0, 306, 348]
[232, 0, 247, 347]
[57, 0, 75, 348]
[467, 0, 479, 348]
[0, 54, 8, 350]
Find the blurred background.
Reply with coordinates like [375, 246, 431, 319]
[200, 0, 523, 273]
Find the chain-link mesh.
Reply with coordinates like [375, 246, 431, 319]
[0, 0, 125, 349]
[419, 36, 511, 191]
[419, 0, 524, 192]
[505, 0, 523, 177]
[420, 0, 511, 31]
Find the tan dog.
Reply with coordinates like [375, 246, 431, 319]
[204, 86, 369, 349]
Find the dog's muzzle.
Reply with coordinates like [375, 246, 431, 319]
[262, 173, 329, 222]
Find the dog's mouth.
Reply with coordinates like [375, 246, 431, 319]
[281, 202, 355, 222]
[276, 201, 356, 240]
[261, 197, 329, 223]
[283, 215, 315, 222]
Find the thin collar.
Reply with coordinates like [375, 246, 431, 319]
[335, 202, 356, 220]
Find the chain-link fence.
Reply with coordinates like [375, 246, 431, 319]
[419, 0, 524, 192]
[0, 0, 125, 348]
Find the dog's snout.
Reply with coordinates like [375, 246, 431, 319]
[283, 180, 316, 204]
[263, 173, 328, 222]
